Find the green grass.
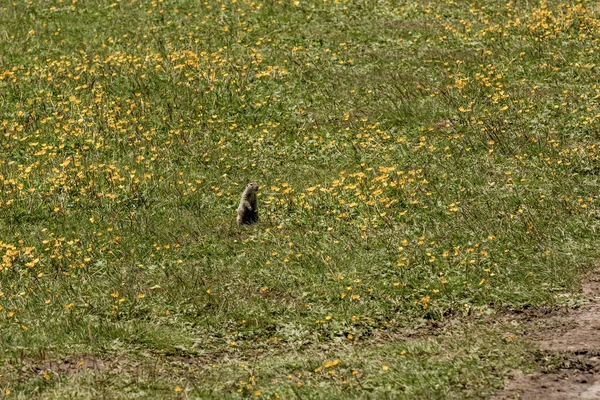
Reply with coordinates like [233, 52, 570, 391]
[0, 0, 599, 398]
[2, 318, 530, 399]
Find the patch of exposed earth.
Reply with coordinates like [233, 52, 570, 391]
[495, 271, 600, 399]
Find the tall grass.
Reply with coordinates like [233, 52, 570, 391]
[0, 0, 598, 397]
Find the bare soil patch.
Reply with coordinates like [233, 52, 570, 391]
[495, 271, 600, 399]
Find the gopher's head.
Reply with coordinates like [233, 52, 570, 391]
[246, 182, 259, 192]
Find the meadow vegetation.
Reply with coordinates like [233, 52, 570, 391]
[0, 0, 599, 398]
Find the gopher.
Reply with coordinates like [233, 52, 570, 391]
[237, 182, 259, 225]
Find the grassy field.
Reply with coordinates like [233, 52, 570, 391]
[0, 0, 599, 398]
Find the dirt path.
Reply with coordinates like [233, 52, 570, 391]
[496, 272, 600, 399]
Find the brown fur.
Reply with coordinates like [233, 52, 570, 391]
[236, 182, 259, 225]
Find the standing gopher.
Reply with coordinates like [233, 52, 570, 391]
[237, 182, 259, 225]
